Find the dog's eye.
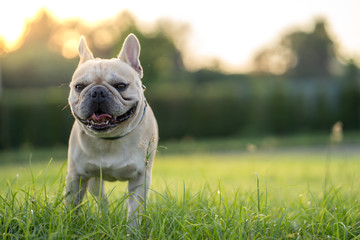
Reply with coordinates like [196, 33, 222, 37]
[114, 83, 128, 91]
[75, 84, 85, 92]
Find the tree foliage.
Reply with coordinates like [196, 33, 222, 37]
[253, 19, 340, 77]
[1, 9, 187, 88]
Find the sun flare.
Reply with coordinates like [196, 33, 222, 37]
[0, 18, 26, 50]
[0, 2, 44, 50]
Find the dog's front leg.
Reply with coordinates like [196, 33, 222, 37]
[65, 172, 89, 208]
[88, 177, 108, 206]
[127, 170, 152, 227]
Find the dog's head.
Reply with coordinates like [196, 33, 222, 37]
[69, 34, 146, 138]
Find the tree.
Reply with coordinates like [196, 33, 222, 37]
[21, 8, 58, 48]
[340, 60, 360, 129]
[0, 37, 6, 95]
[253, 19, 339, 78]
[284, 20, 337, 77]
[1, 9, 188, 88]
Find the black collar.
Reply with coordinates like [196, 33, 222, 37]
[99, 100, 147, 140]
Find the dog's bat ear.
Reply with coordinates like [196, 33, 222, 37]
[119, 34, 143, 78]
[78, 36, 94, 65]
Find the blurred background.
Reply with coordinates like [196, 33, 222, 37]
[0, 1, 359, 152]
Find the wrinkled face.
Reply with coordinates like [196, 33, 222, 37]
[68, 34, 144, 138]
[69, 59, 143, 136]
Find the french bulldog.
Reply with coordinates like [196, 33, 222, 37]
[65, 33, 158, 226]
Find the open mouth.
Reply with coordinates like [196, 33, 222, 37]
[78, 103, 138, 131]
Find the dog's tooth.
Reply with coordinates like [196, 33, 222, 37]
[90, 120, 95, 125]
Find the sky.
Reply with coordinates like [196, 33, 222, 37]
[1, 0, 360, 73]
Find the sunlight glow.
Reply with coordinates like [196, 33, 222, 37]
[50, 29, 81, 59]
[0, 16, 26, 50]
[0, 2, 43, 50]
[0, 0, 359, 72]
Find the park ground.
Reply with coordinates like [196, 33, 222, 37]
[1, 134, 360, 238]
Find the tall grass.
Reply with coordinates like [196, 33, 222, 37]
[1, 150, 360, 239]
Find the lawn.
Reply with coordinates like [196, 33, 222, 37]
[0, 142, 360, 239]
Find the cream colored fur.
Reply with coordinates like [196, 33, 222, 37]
[65, 34, 158, 227]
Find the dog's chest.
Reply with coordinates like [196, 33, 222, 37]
[77, 149, 145, 181]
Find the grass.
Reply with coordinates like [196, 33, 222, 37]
[1, 142, 360, 239]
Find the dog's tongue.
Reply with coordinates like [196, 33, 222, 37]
[89, 113, 112, 123]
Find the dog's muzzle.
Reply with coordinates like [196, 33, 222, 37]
[76, 102, 138, 132]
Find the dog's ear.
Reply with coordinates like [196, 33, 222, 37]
[78, 36, 94, 65]
[118, 34, 143, 78]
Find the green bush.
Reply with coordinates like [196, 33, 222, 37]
[2, 76, 359, 149]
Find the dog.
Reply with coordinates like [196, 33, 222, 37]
[65, 33, 158, 226]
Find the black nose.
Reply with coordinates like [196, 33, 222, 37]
[89, 85, 109, 102]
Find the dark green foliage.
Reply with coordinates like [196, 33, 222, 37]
[1, 74, 360, 149]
